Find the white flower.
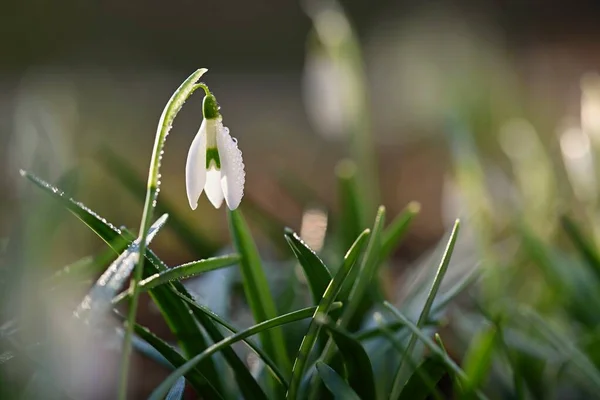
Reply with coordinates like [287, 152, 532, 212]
[186, 93, 245, 210]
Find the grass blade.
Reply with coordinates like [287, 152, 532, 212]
[389, 219, 460, 400]
[112, 254, 240, 303]
[284, 227, 332, 303]
[340, 205, 386, 326]
[287, 229, 371, 400]
[380, 202, 420, 261]
[74, 214, 168, 324]
[228, 209, 292, 374]
[315, 361, 361, 400]
[149, 306, 324, 400]
[165, 377, 186, 400]
[320, 322, 377, 400]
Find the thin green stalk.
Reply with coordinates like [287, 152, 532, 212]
[389, 220, 460, 400]
[117, 69, 207, 399]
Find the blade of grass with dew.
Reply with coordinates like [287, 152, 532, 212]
[165, 377, 186, 400]
[73, 214, 168, 325]
[560, 214, 600, 279]
[149, 306, 325, 400]
[228, 209, 292, 374]
[22, 171, 224, 397]
[112, 254, 240, 303]
[287, 229, 370, 400]
[315, 361, 361, 400]
[98, 147, 219, 257]
[382, 302, 488, 400]
[380, 202, 420, 261]
[284, 227, 332, 303]
[319, 322, 377, 399]
[389, 220, 460, 400]
[462, 327, 497, 395]
[308, 205, 386, 399]
[120, 68, 209, 400]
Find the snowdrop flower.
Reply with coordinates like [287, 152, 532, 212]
[186, 92, 245, 210]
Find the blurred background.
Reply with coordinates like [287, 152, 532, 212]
[4, 0, 600, 398]
[4, 0, 600, 261]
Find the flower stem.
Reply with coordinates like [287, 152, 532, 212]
[117, 69, 208, 400]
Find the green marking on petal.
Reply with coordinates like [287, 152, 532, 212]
[206, 147, 221, 170]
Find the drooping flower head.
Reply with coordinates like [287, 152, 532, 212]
[186, 90, 245, 210]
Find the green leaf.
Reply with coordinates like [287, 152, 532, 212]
[287, 229, 371, 400]
[315, 362, 361, 400]
[397, 358, 447, 400]
[380, 202, 420, 261]
[148, 306, 324, 400]
[98, 147, 219, 257]
[462, 327, 497, 393]
[389, 219, 460, 400]
[320, 322, 377, 400]
[284, 227, 332, 303]
[74, 214, 168, 325]
[166, 377, 186, 400]
[112, 254, 240, 303]
[22, 171, 224, 398]
[228, 209, 292, 374]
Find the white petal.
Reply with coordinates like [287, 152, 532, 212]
[216, 122, 245, 210]
[185, 120, 207, 210]
[205, 168, 224, 209]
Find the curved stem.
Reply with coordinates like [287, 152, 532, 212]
[117, 68, 208, 400]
